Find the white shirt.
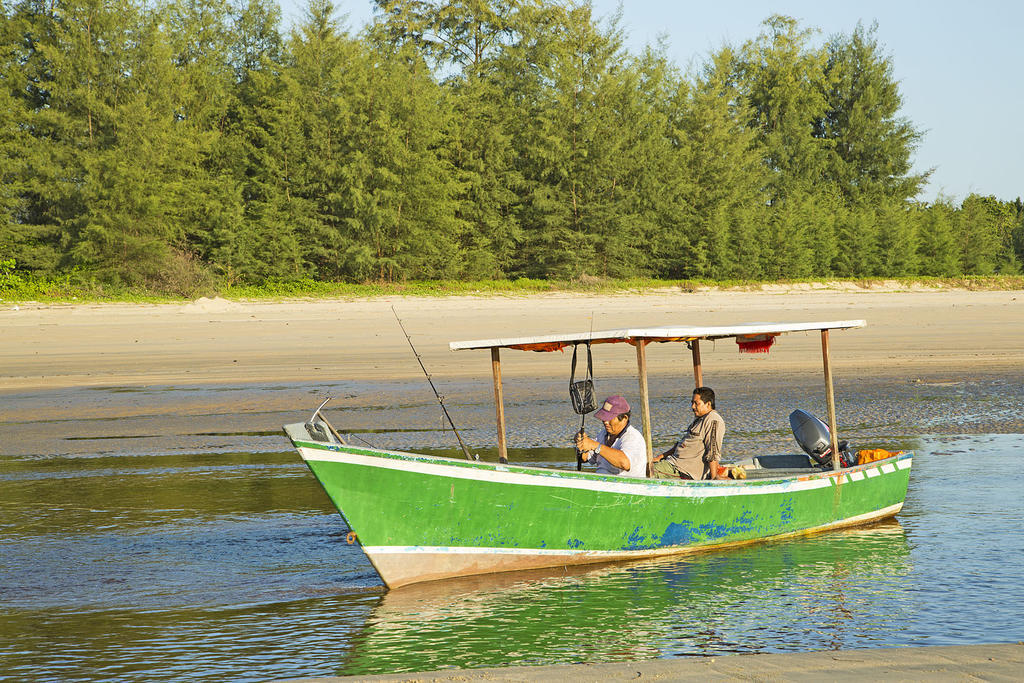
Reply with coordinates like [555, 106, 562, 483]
[591, 424, 647, 478]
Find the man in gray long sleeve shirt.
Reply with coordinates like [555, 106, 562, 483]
[651, 386, 725, 480]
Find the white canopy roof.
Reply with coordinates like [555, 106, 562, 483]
[450, 320, 866, 352]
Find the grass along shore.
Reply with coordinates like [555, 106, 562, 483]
[3, 273, 1024, 305]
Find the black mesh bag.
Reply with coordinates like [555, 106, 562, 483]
[569, 342, 596, 414]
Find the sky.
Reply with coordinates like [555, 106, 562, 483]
[277, 1, 1024, 204]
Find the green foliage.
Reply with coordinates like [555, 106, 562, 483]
[915, 199, 959, 277]
[819, 22, 927, 205]
[735, 15, 831, 203]
[7, 271, 1024, 304]
[666, 45, 767, 280]
[958, 194, 1020, 274]
[0, 258, 22, 288]
[443, 73, 524, 278]
[874, 199, 918, 276]
[0, 1, 1017, 293]
[1013, 199, 1024, 267]
[759, 190, 834, 279]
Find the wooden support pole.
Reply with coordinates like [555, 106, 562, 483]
[491, 347, 508, 464]
[690, 340, 703, 388]
[635, 340, 654, 468]
[821, 330, 841, 471]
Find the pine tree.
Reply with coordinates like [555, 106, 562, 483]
[218, 0, 316, 282]
[734, 15, 831, 203]
[501, 3, 673, 278]
[1012, 198, 1024, 269]
[2, 1, 79, 276]
[157, 0, 242, 285]
[275, 0, 357, 280]
[671, 45, 768, 280]
[795, 189, 839, 278]
[443, 73, 524, 278]
[958, 194, 1019, 274]
[915, 199, 959, 276]
[819, 22, 928, 206]
[760, 189, 837, 279]
[389, 1, 534, 278]
[27, 0, 206, 289]
[874, 198, 918, 276]
[832, 205, 878, 276]
[371, 0, 521, 70]
[0, 3, 56, 272]
[343, 40, 462, 280]
[505, 2, 606, 277]
[570, 39, 673, 279]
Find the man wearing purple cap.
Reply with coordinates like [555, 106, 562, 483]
[574, 395, 647, 478]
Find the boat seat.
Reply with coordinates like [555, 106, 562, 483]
[750, 454, 815, 469]
[725, 454, 817, 479]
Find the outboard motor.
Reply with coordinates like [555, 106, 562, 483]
[789, 409, 853, 468]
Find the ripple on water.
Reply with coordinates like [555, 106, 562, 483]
[2, 378, 1024, 681]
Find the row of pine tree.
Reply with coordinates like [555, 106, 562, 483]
[2, 0, 1022, 292]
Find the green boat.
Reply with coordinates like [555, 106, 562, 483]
[284, 320, 912, 589]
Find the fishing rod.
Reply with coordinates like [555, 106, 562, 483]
[392, 307, 476, 462]
[575, 406, 587, 471]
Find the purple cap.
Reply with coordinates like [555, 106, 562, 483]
[594, 395, 630, 421]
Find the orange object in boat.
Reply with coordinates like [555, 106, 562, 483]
[857, 448, 902, 465]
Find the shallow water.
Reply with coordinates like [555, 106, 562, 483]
[2, 372, 1023, 681]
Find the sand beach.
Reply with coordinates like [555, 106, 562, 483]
[2, 286, 1022, 391]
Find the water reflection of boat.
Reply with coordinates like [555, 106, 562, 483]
[285, 321, 913, 589]
[339, 521, 912, 675]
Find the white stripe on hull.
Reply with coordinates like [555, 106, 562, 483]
[363, 502, 905, 588]
[299, 446, 911, 500]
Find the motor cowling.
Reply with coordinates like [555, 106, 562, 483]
[789, 409, 852, 467]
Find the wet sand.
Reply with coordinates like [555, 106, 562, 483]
[278, 643, 1024, 682]
[2, 287, 1022, 391]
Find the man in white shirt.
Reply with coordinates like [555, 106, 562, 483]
[574, 395, 648, 478]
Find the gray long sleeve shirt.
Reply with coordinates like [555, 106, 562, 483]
[665, 409, 725, 480]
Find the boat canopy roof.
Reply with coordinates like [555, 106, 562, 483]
[450, 320, 866, 352]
